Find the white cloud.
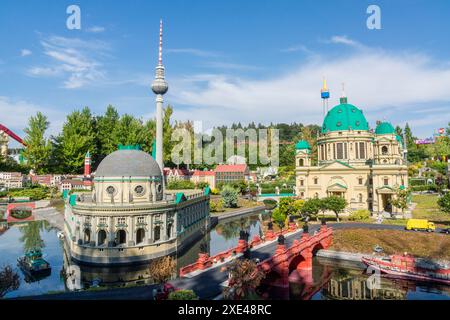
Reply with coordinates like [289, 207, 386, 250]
[20, 49, 32, 57]
[86, 26, 106, 33]
[167, 40, 450, 137]
[0, 96, 65, 140]
[327, 35, 366, 50]
[27, 35, 109, 89]
[166, 48, 220, 57]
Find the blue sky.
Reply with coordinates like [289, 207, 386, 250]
[1, 0, 450, 146]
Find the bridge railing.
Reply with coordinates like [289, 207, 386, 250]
[257, 226, 333, 274]
[179, 224, 303, 277]
[179, 224, 333, 278]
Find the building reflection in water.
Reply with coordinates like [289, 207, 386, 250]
[62, 230, 211, 290]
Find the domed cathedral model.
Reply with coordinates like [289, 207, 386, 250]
[295, 83, 408, 214]
[63, 21, 210, 265]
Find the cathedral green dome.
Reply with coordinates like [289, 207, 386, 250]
[322, 103, 369, 133]
[295, 140, 311, 150]
[375, 122, 395, 135]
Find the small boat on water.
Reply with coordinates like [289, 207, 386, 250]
[17, 249, 52, 281]
[362, 253, 450, 285]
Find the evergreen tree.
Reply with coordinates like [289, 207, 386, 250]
[55, 107, 96, 173]
[22, 112, 52, 174]
[395, 125, 403, 138]
[404, 123, 416, 150]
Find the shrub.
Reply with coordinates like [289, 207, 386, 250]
[210, 188, 220, 195]
[10, 209, 32, 220]
[210, 199, 225, 212]
[349, 209, 370, 221]
[438, 192, 450, 213]
[221, 185, 239, 208]
[8, 186, 50, 200]
[196, 181, 209, 189]
[167, 180, 195, 190]
[168, 289, 198, 300]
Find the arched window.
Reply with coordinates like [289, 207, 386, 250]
[299, 159, 304, 166]
[136, 228, 145, 244]
[116, 229, 126, 245]
[97, 230, 107, 246]
[154, 226, 161, 241]
[83, 228, 91, 244]
[358, 193, 363, 203]
[381, 146, 388, 155]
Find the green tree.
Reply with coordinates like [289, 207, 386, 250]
[323, 196, 347, 222]
[96, 105, 120, 157]
[163, 105, 174, 165]
[300, 198, 321, 221]
[221, 185, 238, 208]
[117, 114, 145, 146]
[55, 107, 96, 173]
[438, 192, 450, 214]
[22, 112, 52, 173]
[271, 207, 287, 229]
[391, 188, 410, 218]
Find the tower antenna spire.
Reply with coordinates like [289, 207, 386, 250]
[158, 19, 163, 65]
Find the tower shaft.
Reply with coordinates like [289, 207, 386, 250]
[156, 95, 164, 171]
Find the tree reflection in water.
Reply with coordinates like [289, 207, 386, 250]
[18, 220, 51, 252]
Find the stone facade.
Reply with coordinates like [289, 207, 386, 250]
[295, 98, 408, 214]
[64, 148, 210, 265]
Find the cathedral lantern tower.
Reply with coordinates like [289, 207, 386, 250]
[295, 140, 311, 167]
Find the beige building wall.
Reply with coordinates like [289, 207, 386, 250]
[295, 130, 408, 214]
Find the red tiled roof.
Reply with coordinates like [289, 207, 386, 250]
[214, 164, 248, 173]
[163, 168, 191, 176]
[192, 170, 215, 176]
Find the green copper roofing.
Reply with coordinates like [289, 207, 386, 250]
[295, 140, 311, 150]
[322, 103, 369, 133]
[175, 192, 186, 204]
[151, 139, 156, 159]
[118, 144, 141, 150]
[85, 150, 90, 157]
[375, 122, 395, 135]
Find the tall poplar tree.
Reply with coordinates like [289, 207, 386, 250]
[22, 112, 52, 174]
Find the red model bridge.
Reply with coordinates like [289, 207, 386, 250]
[0, 124, 26, 146]
[257, 223, 333, 288]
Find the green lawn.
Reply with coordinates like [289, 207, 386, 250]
[412, 194, 450, 227]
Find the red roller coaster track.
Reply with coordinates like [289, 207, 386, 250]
[0, 124, 26, 146]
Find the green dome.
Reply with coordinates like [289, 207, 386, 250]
[295, 140, 311, 150]
[375, 122, 395, 135]
[322, 103, 369, 133]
